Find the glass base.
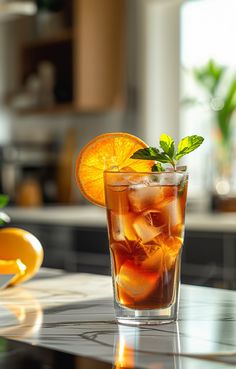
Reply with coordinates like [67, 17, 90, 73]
[114, 301, 178, 326]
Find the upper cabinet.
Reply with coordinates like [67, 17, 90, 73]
[11, 0, 125, 114]
[74, 0, 125, 111]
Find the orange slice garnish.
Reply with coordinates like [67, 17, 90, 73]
[75, 132, 153, 206]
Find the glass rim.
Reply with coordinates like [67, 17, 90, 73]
[104, 165, 188, 175]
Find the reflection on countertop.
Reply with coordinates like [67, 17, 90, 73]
[1, 268, 236, 369]
[5, 205, 236, 231]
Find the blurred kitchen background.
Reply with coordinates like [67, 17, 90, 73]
[1, 0, 236, 289]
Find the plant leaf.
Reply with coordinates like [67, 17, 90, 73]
[193, 59, 225, 96]
[175, 135, 204, 160]
[152, 152, 171, 163]
[217, 77, 236, 141]
[130, 147, 160, 160]
[152, 163, 165, 172]
[159, 134, 175, 158]
[0, 195, 9, 209]
[131, 134, 204, 170]
[131, 147, 170, 163]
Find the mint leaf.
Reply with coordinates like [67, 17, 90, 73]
[160, 134, 175, 158]
[175, 135, 204, 160]
[153, 152, 172, 163]
[0, 195, 9, 209]
[152, 163, 164, 172]
[131, 147, 171, 164]
[131, 147, 160, 160]
[131, 134, 204, 171]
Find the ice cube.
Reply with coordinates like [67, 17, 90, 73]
[140, 244, 161, 262]
[157, 234, 182, 269]
[164, 235, 183, 254]
[110, 212, 125, 241]
[128, 184, 177, 213]
[142, 244, 164, 271]
[110, 242, 131, 256]
[132, 242, 149, 262]
[116, 260, 159, 301]
[129, 175, 151, 185]
[159, 172, 185, 186]
[133, 215, 162, 243]
[162, 198, 184, 236]
[162, 245, 178, 270]
[110, 212, 138, 242]
[128, 185, 162, 212]
[106, 186, 129, 213]
[141, 234, 182, 272]
[144, 211, 166, 228]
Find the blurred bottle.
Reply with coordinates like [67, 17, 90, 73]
[15, 178, 43, 207]
[56, 127, 77, 203]
[37, 61, 56, 107]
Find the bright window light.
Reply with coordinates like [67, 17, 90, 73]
[181, 0, 236, 67]
[180, 0, 236, 200]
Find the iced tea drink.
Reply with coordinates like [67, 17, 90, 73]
[104, 169, 188, 324]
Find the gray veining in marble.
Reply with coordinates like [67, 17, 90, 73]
[0, 268, 236, 369]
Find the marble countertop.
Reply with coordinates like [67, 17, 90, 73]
[0, 268, 236, 369]
[6, 205, 236, 232]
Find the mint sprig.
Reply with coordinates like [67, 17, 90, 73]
[131, 134, 204, 171]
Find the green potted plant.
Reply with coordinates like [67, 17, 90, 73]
[187, 59, 236, 204]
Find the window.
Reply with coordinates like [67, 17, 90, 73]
[180, 0, 236, 198]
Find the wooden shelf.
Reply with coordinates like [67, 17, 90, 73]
[9, 0, 125, 115]
[23, 29, 73, 49]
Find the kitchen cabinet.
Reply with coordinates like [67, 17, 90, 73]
[8, 207, 236, 288]
[10, 222, 110, 275]
[9, 215, 236, 288]
[182, 230, 236, 289]
[13, 0, 125, 114]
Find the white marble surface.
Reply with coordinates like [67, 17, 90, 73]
[6, 205, 236, 232]
[0, 268, 236, 369]
[6, 205, 107, 227]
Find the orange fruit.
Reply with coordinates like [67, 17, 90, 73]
[75, 132, 153, 206]
[0, 259, 26, 287]
[0, 259, 26, 275]
[0, 227, 44, 285]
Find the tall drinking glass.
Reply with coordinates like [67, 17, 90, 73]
[104, 169, 188, 325]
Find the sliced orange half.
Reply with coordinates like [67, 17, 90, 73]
[0, 259, 26, 286]
[0, 228, 44, 285]
[75, 132, 153, 206]
[0, 259, 26, 275]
